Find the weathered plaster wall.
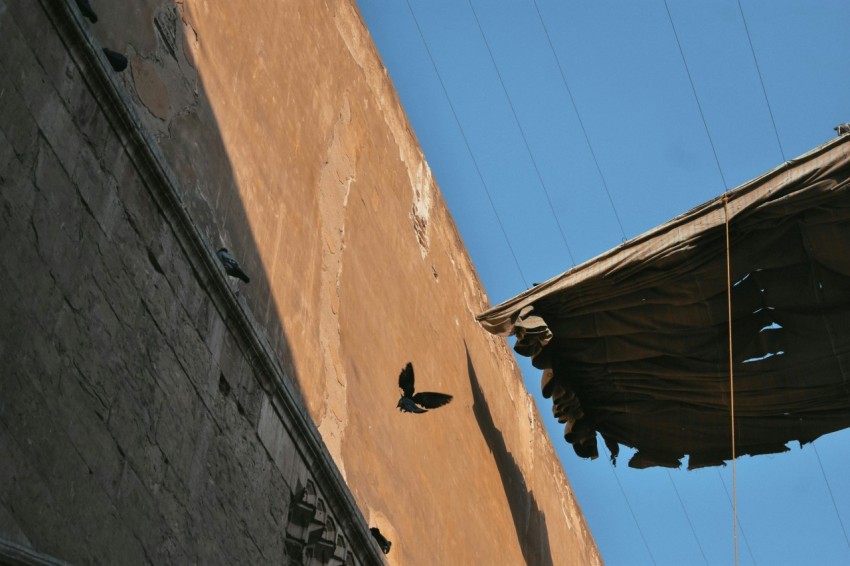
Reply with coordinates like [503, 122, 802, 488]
[1, 0, 601, 564]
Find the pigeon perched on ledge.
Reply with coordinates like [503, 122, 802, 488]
[102, 48, 128, 72]
[396, 362, 452, 413]
[75, 0, 98, 22]
[835, 123, 850, 136]
[217, 248, 250, 283]
[369, 528, 391, 555]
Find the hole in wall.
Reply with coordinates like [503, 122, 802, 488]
[147, 248, 164, 274]
[218, 373, 231, 396]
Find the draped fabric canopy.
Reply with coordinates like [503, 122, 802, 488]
[477, 135, 850, 469]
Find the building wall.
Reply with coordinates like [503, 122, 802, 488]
[0, 1, 382, 564]
[0, 0, 601, 564]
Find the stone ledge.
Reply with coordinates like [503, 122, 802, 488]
[0, 538, 71, 566]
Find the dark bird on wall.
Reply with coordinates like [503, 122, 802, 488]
[369, 527, 392, 555]
[835, 123, 850, 136]
[102, 48, 128, 72]
[217, 248, 251, 283]
[396, 362, 452, 413]
[75, 0, 98, 23]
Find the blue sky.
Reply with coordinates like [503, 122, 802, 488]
[356, 1, 850, 564]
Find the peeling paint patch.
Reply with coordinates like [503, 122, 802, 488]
[333, 2, 436, 261]
[410, 161, 432, 258]
[131, 58, 171, 120]
[315, 95, 356, 478]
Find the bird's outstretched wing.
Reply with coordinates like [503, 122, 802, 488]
[412, 392, 453, 409]
[398, 362, 415, 397]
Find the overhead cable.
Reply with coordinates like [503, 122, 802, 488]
[530, 0, 628, 242]
[812, 442, 850, 555]
[601, 446, 658, 565]
[735, 0, 787, 162]
[467, 0, 576, 266]
[404, 0, 530, 289]
[666, 471, 709, 566]
[662, 0, 729, 191]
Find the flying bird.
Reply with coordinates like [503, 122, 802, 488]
[835, 123, 850, 136]
[396, 362, 452, 413]
[217, 248, 251, 283]
[102, 48, 128, 72]
[75, 0, 98, 22]
[369, 527, 391, 555]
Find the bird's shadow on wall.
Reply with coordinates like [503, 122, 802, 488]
[466, 345, 554, 566]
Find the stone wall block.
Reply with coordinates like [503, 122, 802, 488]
[0, 79, 40, 160]
[0, 129, 14, 181]
[157, 301, 216, 398]
[151, 468, 194, 564]
[114, 461, 170, 563]
[88, 252, 146, 338]
[0, 173, 37, 273]
[205, 432, 287, 558]
[4, 381, 138, 564]
[56, 372, 123, 495]
[106, 378, 158, 464]
[71, 143, 115, 226]
[80, 504, 149, 566]
[216, 337, 264, 426]
[234, 365, 266, 427]
[0, 427, 78, 561]
[65, 73, 114, 152]
[0, 12, 57, 124]
[31, 136, 83, 261]
[6, 0, 72, 91]
[177, 267, 211, 337]
[203, 307, 226, 366]
[0, 194, 36, 283]
[34, 90, 82, 175]
[152, 385, 212, 483]
[257, 395, 303, 484]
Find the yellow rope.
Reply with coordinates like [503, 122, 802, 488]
[724, 195, 739, 566]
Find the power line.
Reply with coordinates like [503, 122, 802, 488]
[530, 0, 628, 242]
[666, 471, 709, 566]
[466, 0, 576, 266]
[403, 0, 529, 289]
[601, 446, 658, 565]
[735, 0, 787, 162]
[662, 0, 729, 192]
[812, 442, 850, 555]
